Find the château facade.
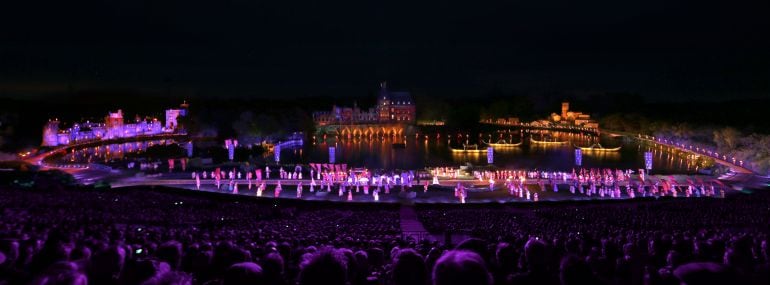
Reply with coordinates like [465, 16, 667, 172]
[313, 83, 416, 126]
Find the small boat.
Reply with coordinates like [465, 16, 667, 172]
[529, 137, 568, 145]
[575, 143, 622, 152]
[482, 139, 522, 148]
[449, 144, 489, 153]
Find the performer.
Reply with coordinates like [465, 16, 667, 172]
[373, 190, 379, 201]
[257, 183, 264, 197]
[195, 173, 201, 190]
[489, 178, 495, 190]
[233, 183, 239, 194]
[347, 189, 353, 201]
[310, 177, 316, 192]
[296, 182, 303, 198]
[424, 181, 429, 193]
[275, 181, 282, 197]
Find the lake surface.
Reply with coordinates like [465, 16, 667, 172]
[57, 131, 705, 174]
[280, 131, 704, 174]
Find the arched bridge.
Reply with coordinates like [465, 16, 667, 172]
[316, 123, 414, 137]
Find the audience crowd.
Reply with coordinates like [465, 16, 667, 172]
[0, 185, 768, 285]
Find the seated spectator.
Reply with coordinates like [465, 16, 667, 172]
[432, 250, 491, 285]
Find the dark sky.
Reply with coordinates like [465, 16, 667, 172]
[1, 0, 768, 101]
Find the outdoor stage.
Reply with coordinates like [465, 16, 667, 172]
[109, 173, 736, 204]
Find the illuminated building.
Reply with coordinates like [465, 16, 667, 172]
[550, 102, 599, 129]
[165, 101, 189, 131]
[41, 102, 187, 147]
[313, 82, 415, 126]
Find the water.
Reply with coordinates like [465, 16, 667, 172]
[56, 131, 705, 174]
[280, 131, 704, 174]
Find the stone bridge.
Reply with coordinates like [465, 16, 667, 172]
[316, 123, 415, 137]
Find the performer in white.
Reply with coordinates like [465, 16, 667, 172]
[432, 175, 439, 185]
[373, 190, 379, 201]
[257, 183, 264, 197]
[195, 173, 201, 190]
[347, 189, 353, 201]
[296, 182, 303, 198]
[533, 192, 539, 202]
[233, 183, 239, 194]
[310, 178, 316, 192]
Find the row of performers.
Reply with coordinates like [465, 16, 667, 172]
[190, 176, 437, 202]
[502, 179, 726, 199]
[190, 169, 418, 187]
[476, 168, 638, 185]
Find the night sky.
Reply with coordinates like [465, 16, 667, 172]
[1, 0, 768, 101]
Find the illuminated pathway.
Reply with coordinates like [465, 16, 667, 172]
[605, 130, 754, 174]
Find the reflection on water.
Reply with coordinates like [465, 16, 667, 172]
[281, 131, 701, 173]
[59, 140, 177, 163]
[55, 131, 703, 174]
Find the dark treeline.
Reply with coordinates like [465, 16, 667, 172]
[2, 89, 769, 152]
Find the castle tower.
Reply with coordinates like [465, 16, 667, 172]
[105, 110, 125, 139]
[42, 120, 60, 147]
[561, 102, 569, 119]
[377, 82, 391, 122]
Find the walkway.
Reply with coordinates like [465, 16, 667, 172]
[399, 205, 429, 241]
[604, 130, 755, 174]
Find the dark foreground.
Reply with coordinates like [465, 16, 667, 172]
[0, 185, 768, 285]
